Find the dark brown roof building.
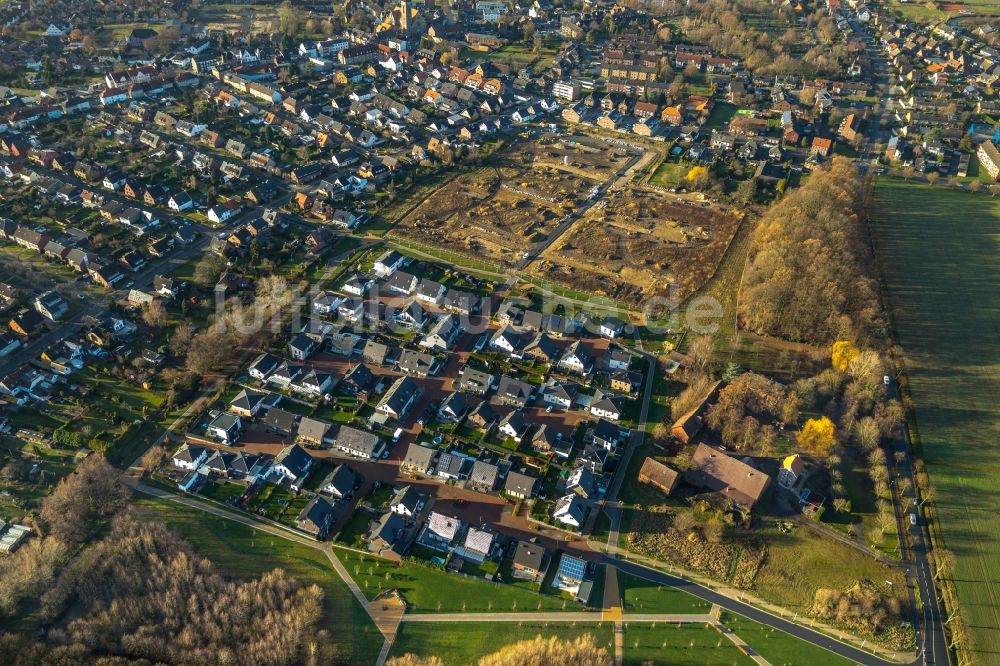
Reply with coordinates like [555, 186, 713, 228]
[687, 443, 771, 507]
[638, 457, 679, 497]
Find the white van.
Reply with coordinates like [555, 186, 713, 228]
[392, 428, 403, 444]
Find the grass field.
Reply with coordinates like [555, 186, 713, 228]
[621, 623, 754, 666]
[619, 572, 713, 614]
[389, 622, 614, 665]
[721, 611, 855, 666]
[872, 177, 1000, 663]
[133, 497, 383, 665]
[752, 524, 906, 614]
[889, 0, 1000, 21]
[336, 548, 589, 614]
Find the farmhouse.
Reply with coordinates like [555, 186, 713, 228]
[687, 443, 771, 508]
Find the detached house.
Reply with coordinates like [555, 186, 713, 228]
[271, 444, 314, 490]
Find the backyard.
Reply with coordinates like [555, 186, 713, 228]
[871, 177, 1000, 663]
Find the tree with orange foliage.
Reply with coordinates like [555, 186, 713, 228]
[831, 340, 860, 371]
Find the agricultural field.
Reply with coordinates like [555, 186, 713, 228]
[871, 177, 1000, 663]
[389, 137, 632, 267]
[534, 187, 740, 304]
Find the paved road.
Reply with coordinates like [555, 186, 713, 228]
[849, 16, 948, 666]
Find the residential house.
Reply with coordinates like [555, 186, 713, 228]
[376, 376, 421, 421]
[402, 442, 439, 474]
[778, 454, 804, 489]
[33, 291, 68, 321]
[503, 471, 537, 499]
[296, 416, 333, 447]
[590, 389, 623, 422]
[511, 539, 549, 581]
[390, 485, 424, 518]
[320, 464, 357, 499]
[454, 527, 494, 564]
[468, 460, 501, 493]
[541, 378, 579, 410]
[207, 412, 242, 444]
[455, 365, 494, 395]
[229, 388, 267, 418]
[333, 425, 385, 460]
[271, 444, 313, 490]
[495, 375, 533, 408]
[553, 493, 587, 528]
[173, 444, 209, 471]
[467, 401, 500, 431]
[498, 410, 531, 443]
[296, 497, 337, 538]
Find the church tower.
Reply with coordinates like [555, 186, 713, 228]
[399, 0, 410, 31]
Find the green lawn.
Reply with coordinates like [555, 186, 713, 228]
[388, 621, 614, 666]
[336, 549, 591, 614]
[621, 622, 754, 666]
[133, 497, 383, 665]
[721, 611, 855, 666]
[649, 161, 689, 188]
[705, 102, 739, 130]
[619, 572, 712, 615]
[872, 177, 1000, 663]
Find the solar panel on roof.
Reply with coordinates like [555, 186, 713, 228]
[558, 555, 586, 580]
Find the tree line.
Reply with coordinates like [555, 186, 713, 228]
[739, 159, 884, 345]
[0, 455, 329, 665]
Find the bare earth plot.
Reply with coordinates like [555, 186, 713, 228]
[872, 177, 1000, 665]
[533, 187, 740, 304]
[391, 138, 617, 267]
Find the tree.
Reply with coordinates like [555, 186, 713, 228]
[142, 299, 168, 328]
[686, 166, 708, 183]
[739, 160, 881, 344]
[735, 178, 757, 206]
[670, 373, 717, 421]
[140, 444, 167, 474]
[846, 350, 882, 384]
[192, 252, 226, 287]
[797, 416, 837, 458]
[477, 634, 611, 666]
[387, 656, 444, 666]
[169, 325, 193, 357]
[934, 549, 955, 581]
[855, 416, 880, 450]
[40, 455, 130, 546]
[831, 340, 860, 371]
[927, 172, 940, 186]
